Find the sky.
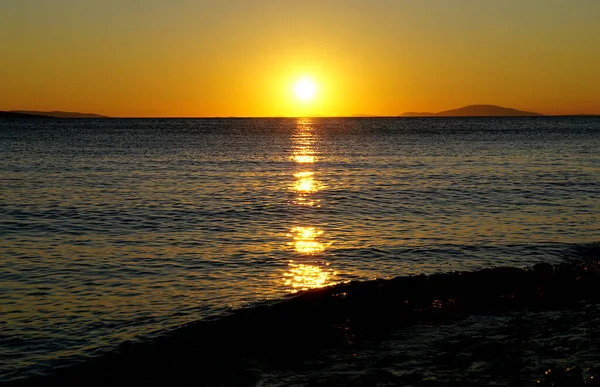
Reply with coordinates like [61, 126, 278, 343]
[1, 0, 599, 117]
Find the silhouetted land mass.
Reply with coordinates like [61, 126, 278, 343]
[10, 110, 108, 118]
[9, 245, 600, 387]
[0, 111, 54, 119]
[400, 111, 436, 116]
[401, 104, 542, 117]
[556, 114, 600, 117]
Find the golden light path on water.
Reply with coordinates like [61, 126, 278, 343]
[293, 171, 318, 194]
[289, 226, 325, 254]
[282, 118, 337, 292]
[293, 155, 316, 164]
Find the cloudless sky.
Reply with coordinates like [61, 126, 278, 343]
[1, 0, 599, 116]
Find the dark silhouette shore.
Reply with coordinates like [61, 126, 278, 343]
[0, 111, 108, 119]
[9, 249, 600, 387]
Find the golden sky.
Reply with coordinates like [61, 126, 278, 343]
[1, 0, 599, 117]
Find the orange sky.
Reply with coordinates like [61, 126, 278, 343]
[1, 0, 599, 117]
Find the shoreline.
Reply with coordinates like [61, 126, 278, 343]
[8, 253, 600, 386]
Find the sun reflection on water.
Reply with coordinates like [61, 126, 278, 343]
[282, 118, 336, 292]
[292, 197, 319, 207]
[283, 261, 335, 292]
[289, 226, 325, 254]
[293, 171, 319, 193]
[293, 154, 316, 163]
[294, 171, 314, 178]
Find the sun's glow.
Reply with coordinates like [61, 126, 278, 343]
[293, 78, 317, 101]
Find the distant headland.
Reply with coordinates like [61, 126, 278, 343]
[400, 105, 542, 117]
[0, 110, 109, 119]
[1, 106, 598, 119]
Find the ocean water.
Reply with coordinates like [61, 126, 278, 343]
[1, 117, 599, 383]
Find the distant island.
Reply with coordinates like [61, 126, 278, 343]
[2, 106, 597, 119]
[400, 105, 542, 117]
[0, 110, 109, 119]
[0, 111, 53, 119]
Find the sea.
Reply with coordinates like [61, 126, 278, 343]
[1, 117, 599, 386]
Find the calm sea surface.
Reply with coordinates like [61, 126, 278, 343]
[1, 117, 599, 380]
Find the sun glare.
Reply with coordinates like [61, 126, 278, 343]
[293, 78, 317, 102]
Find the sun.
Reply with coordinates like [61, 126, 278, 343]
[293, 77, 317, 101]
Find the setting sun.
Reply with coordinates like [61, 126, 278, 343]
[293, 78, 317, 102]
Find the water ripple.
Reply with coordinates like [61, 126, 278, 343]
[1, 117, 599, 381]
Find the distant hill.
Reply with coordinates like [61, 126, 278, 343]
[399, 111, 435, 117]
[0, 111, 53, 119]
[401, 105, 542, 117]
[10, 110, 108, 118]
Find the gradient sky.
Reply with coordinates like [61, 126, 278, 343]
[1, 0, 599, 117]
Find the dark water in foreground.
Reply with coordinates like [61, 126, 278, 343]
[1, 117, 599, 384]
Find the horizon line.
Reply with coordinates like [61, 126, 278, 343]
[32, 114, 600, 119]
[4, 114, 600, 119]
